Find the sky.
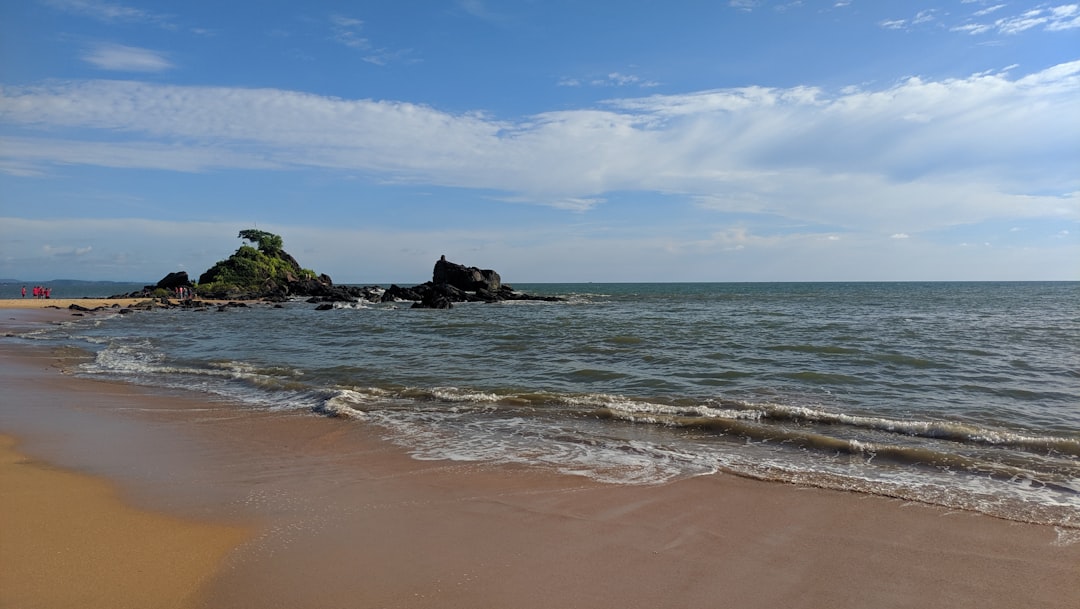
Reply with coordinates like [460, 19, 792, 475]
[1, 0, 1078, 283]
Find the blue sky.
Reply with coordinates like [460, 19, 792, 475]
[1, 0, 1078, 283]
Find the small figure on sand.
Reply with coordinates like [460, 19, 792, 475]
[21, 285, 26, 298]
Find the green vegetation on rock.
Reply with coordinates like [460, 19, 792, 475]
[197, 230, 317, 295]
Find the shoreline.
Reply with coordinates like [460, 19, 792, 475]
[0, 297, 158, 309]
[2, 315, 1078, 608]
[0, 297, 257, 310]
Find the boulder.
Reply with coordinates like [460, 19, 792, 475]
[155, 271, 192, 290]
[433, 256, 501, 292]
[412, 289, 454, 309]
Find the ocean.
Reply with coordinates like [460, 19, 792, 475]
[11, 281, 1080, 528]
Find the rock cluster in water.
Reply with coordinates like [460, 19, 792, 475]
[112, 230, 560, 309]
[313, 255, 563, 309]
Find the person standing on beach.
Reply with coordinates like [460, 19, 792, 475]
[21, 286, 26, 298]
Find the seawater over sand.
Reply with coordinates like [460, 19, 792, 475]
[12, 281, 1080, 528]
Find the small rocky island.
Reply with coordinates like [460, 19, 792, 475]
[116, 229, 561, 309]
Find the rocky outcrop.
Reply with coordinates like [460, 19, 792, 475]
[155, 271, 192, 290]
[306, 256, 563, 309]
[196, 230, 333, 300]
[390, 256, 562, 309]
[108, 230, 562, 310]
[433, 256, 501, 292]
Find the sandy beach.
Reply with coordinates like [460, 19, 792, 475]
[1, 303, 1078, 609]
[0, 297, 248, 311]
[0, 297, 154, 309]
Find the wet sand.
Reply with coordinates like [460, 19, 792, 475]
[0, 434, 250, 609]
[1, 306, 1078, 609]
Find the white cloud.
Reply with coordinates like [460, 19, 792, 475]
[729, 1, 760, 12]
[953, 3, 1080, 35]
[0, 136, 281, 172]
[912, 10, 937, 25]
[890, 233, 910, 239]
[1047, 4, 1080, 30]
[328, 14, 414, 65]
[974, 4, 1007, 17]
[590, 72, 660, 88]
[43, 0, 174, 28]
[1, 61, 1078, 235]
[330, 14, 370, 49]
[42, 244, 93, 257]
[81, 43, 174, 72]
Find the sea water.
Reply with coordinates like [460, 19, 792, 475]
[13, 282, 1080, 528]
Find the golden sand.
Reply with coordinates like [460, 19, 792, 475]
[0, 434, 250, 609]
[0, 297, 152, 309]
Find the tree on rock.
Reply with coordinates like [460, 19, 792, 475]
[238, 229, 284, 254]
[198, 229, 320, 298]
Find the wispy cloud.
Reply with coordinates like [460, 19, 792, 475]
[559, 71, 660, 88]
[879, 9, 936, 30]
[81, 43, 173, 72]
[456, 0, 514, 25]
[883, 3, 1080, 34]
[729, 0, 760, 12]
[1, 61, 1077, 232]
[952, 3, 1080, 34]
[912, 9, 937, 25]
[42, 244, 93, 257]
[973, 4, 1007, 17]
[328, 14, 415, 65]
[43, 0, 175, 28]
[330, 14, 370, 49]
[589, 72, 660, 88]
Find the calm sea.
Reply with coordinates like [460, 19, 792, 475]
[12, 282, 1080, 528]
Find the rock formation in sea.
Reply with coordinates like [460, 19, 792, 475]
[112, 230, 561, 308]
[320, 255, 563, 309]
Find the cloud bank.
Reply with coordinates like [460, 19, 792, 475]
[2, 61, 1077, 235]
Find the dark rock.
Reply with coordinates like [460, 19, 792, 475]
[381, 284, 424, 303]
[433, 255, 501, 292]
[155, 271, 192, 290]
[412, 290, 454, 309]
[314, 303, 334, 311]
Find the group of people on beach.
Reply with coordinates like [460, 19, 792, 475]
[175, 286, 194, 300]
[23, 286, 51, 299]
